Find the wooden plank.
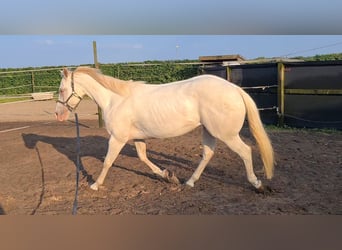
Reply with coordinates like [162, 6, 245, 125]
[199, 54, 245, 62]
[31, 92, 54, 101]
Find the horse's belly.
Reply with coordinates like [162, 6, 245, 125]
[131, 96, 200, 139]
[132, 119, 200, 139]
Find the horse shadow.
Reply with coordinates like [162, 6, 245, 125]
[0, 204, 5, 215]
[21, 133, 194, 185]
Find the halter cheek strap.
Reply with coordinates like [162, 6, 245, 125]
[57, 72, 83, 112]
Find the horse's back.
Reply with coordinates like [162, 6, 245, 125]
[143, 74, 246, 124]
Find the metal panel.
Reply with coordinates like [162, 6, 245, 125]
[229, 64, 278, 87]
[283, 61, 342, 129]
[284, 94, 342, 129]
[284, 63, 342, 89]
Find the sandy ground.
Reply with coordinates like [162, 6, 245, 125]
[0, 100, 341, 215]
[0, 99, 99, 122]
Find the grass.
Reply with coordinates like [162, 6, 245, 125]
[265, 124, 342, 134]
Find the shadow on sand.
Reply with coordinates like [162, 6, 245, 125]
[21, 133, 194, 185]
[0, 204, 5, 215]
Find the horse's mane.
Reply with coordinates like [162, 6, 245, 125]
[74, 66, 144, 97]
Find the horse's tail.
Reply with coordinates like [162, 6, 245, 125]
[237, 87, 274, 179]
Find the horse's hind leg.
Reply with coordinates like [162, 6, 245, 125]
[223, 135, 262, 190]
[90, 136, 126, 191]
[134, 140, 180, 184]
[186, 128, 216, 187]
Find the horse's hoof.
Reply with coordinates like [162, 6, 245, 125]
[169, 173, 181, 185]
[90, 182, 99, 191]
[255, 184, 273, 195]
[163, 169, 181, 185]
[256, 184, 264, 193]
[185, 180, 194, 188]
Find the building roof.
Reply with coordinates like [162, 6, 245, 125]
[199, 54, 245, 62]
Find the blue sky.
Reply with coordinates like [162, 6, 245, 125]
[1, 35, 342, 68]
[1, 1, 342, 68]
[1, 0, 342, 34]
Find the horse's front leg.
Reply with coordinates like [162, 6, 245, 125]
[134, 139, 180, 184]
[90, 136, 126, 191]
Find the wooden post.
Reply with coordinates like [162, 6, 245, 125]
[277, 63, 285, 127]
[226, 66, 231, 82]
[31, 71, 35, 93]
[93, 41, 104, 128]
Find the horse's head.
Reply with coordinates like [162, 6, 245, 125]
[55, 68, 85, 121]
[22, 133, 39, 149]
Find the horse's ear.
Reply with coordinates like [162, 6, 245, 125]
[60, 68, 69, 78]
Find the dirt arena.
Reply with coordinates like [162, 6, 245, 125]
[0, 100, 341, 215]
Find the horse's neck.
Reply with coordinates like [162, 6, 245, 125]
[78, 75, 122, 111]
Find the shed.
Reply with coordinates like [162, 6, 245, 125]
[199, 54, 245, 65]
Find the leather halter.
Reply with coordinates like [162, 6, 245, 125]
[56, 72, 83, 112]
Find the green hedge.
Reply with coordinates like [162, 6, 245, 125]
[100, 62, 200, 83]
[0, 61, 200, 95]
[2, 53, 340, 95]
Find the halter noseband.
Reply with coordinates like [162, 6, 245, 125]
[57, 72, 83, 112]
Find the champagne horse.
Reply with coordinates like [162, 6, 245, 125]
[55, 67, 274, 191]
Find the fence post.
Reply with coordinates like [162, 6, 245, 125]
[277, 63, 285, 127]
[31, 71, 35, 93]
[226, 66, 231, 81]
[93, 41, 104, 128]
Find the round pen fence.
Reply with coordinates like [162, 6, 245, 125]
[0, 67, 65, 95]
[1, 60, 341, 129]
[201, 60, 342, 130]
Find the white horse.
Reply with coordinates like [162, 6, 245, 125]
[55, 67, 274, 191]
